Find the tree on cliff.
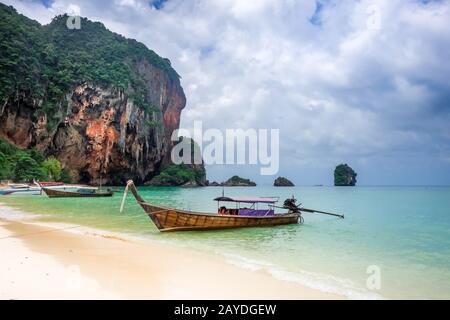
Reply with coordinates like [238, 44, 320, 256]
[42, 157, 62, 181]
[334, 164, 357, 186]
[13, 154, 47, 182]
[0, 152, 10, 180]
[0, 138, 70, 183]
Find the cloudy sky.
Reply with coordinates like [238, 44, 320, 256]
[4, 0, 450, 185]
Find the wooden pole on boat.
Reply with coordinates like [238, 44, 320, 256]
[35, 179, 43, 195]
[120, 180, 146, 212]
[119, 182, 129, 213]
[299, 207, 345, 219]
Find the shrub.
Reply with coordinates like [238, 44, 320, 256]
[12, 153, 47, 182]
[42, 157, 62, 181]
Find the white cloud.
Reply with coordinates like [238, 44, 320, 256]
[3, 0, 450, 184]
[66, 4, 80, 15]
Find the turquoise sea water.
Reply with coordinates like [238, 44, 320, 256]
[2, 186, 450, 299]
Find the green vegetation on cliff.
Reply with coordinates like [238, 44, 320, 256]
[41, 157, 62, 181]
[334, 163, 357, 186]
[0, 139, 71, 182]
[148, 137, 206, 186]
[0, 4, 179, 121]
[147, 163, 205, 186]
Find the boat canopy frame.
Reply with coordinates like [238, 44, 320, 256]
[213, 196, 279, 204]
[214, 196, 280, 211]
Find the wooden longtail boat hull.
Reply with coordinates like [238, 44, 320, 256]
[125, 180, 300, 232]
[42, 188, 113, 198]
[147, 208, 299, 232]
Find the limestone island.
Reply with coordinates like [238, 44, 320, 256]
[220, 175, 257, 187]
[146, 138, 207, 187]
[274, 176, 295, 186]
[145, 163, 206, 186]
[334, 164, 357, 186]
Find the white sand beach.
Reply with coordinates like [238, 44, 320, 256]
[0, 204, 342, 300]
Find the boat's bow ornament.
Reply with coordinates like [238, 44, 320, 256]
[120, 180, 144, 213]
[119, 181, 130, 213]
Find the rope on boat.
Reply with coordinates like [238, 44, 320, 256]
[299, 216, 304, 224]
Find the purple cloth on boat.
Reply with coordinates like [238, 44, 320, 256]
[239, 209, 275, 216]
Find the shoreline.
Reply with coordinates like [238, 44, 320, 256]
[0, 204, 343, 300]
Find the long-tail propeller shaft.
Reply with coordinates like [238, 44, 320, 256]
[283, 197, 344, 219]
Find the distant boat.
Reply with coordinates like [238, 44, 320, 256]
[7, 183, 31, 189]
[39, 181, 65, 186]
[121, 180, 301, 232]
[41, 186, 113, 198]
[0, 185, 41, 195]
[0, 181, 43, 195]
[0, 181, 93, 196]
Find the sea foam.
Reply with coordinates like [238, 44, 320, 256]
[0, 205, 43, 221]
[220, 252, 383, 300]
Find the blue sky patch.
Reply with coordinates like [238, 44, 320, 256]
[36, 0, 53, 8]
[150, 0, 168, 10]
[309, 1, 324, 26]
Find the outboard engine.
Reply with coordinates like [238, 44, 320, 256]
[283, 197, 300, 213]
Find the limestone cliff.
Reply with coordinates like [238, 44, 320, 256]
[0, 5, 191, 185]
[334, 164, 357, 186]
[0, 77, 185, 185]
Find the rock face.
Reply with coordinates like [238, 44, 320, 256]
[334, 164, 357, 186]
[0, 5, 192, 185]
[274, 176, 294, 186]
[54, 79, 185, 185]
[0, 79, 185, 185]
[0, 80, 185, 184]
[221, 176, 257, 187]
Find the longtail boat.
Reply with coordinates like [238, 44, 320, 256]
[41, 187, 113, 198]
[121, 180, 343, 232]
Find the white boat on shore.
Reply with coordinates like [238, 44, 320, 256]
[0, 182, 92, 196]
[0, 184, 41, 195]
